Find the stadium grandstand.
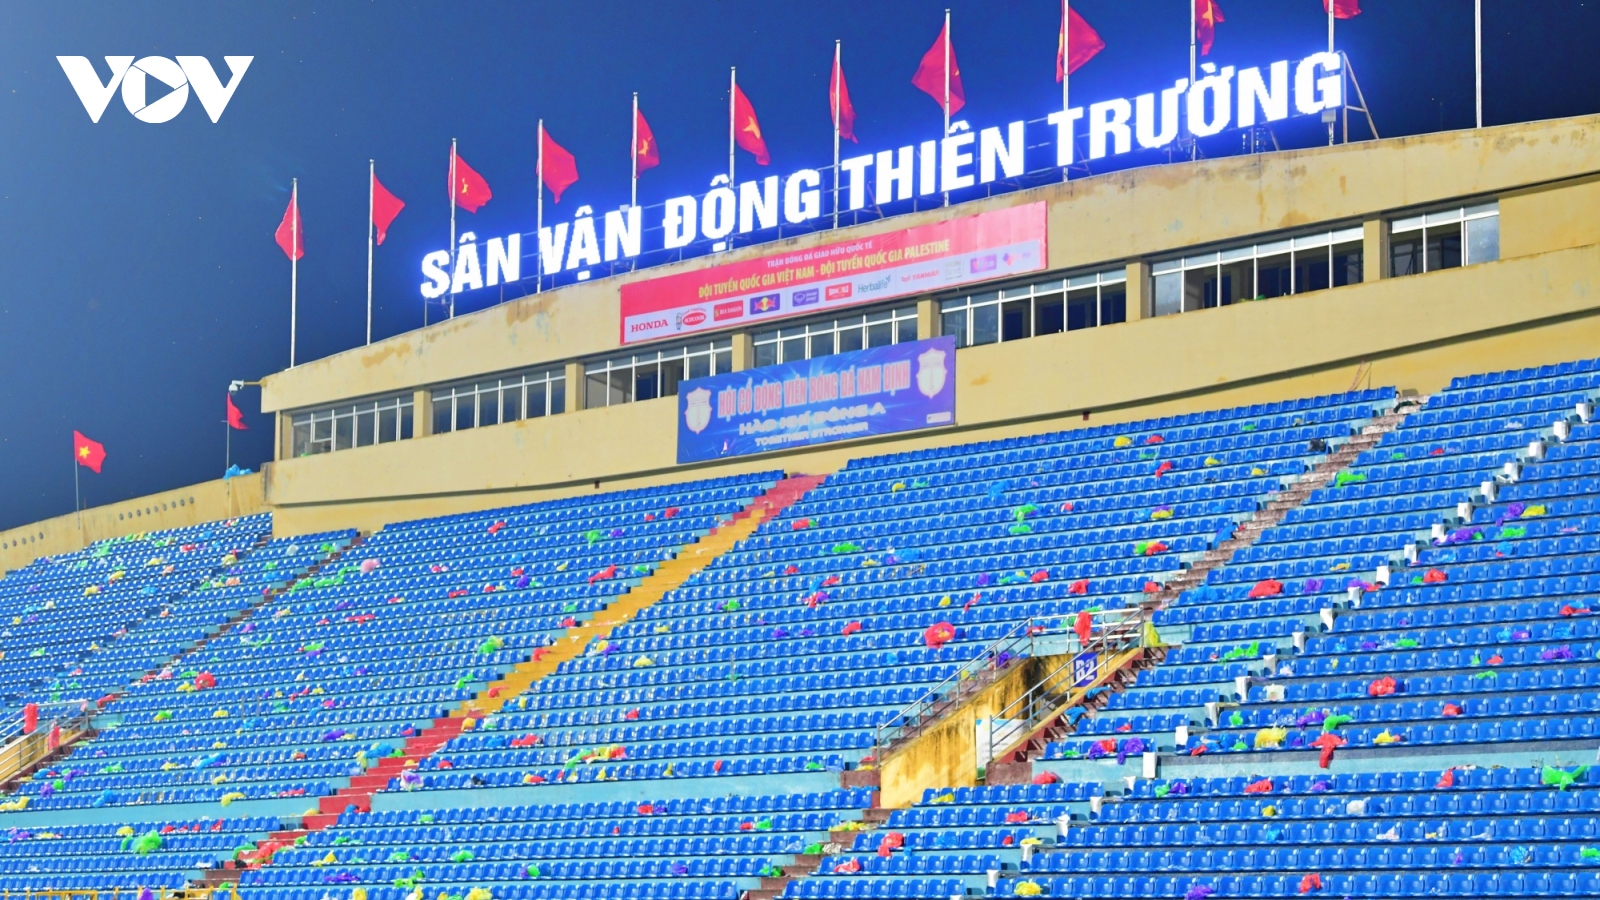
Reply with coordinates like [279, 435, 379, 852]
[3, 109, 1600, 900]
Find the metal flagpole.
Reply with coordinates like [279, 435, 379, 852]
[728, 68, 736, 186]
[1328, 0, 1336, 145]
[1062, 0, 1070, 182]
[290, 178, 298, 367]
[1474, 0, 1483, 128]
[447, 139, 458, 320]
[73, 453, 81, 533]
[366, 160, 374, 345]
[1188, 1, 1197, 160]
[832, 40, 841, 229]
[631, 93, 639, 209]
[537, 120, 544, 294]
[226, 412, 231, 472]
[942, 8, 950, 207]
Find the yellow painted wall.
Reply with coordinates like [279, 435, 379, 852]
[264, 243, 1600, 536]
[259, 115, 1600, 416]
[0, 474, 266, 577]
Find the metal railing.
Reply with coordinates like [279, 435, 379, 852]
[982, 607, 1149, 768]
[0, 701, 94, 787]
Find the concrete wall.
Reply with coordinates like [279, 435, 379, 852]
[0, 473, 266, 576]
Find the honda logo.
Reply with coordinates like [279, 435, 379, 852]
[58, 55, 253, 123]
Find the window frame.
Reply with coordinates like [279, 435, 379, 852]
[1389, 201, 1500, 277]
[751, 305, 919, 365]
[1150, 225, 1365, 317]
[290, 393, 414, 457]
[940, 269, 1126, 349]
[583, 338, 733, 409]
[430, 366, 567, 435]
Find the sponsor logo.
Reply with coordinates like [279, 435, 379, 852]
[790, 287, 820, 307]
[713, 301, 744, 321]
[679, 309, 707, 327]
[969, 254, 998, 274]
[899, 268, 939, 283]
[749, 293, 781, 315]
[630, 318, 670, 334]
[856, 275, 892, 295]
[58, 55, 253, 123]
[825, 283, 853, 301]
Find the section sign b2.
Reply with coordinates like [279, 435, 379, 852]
[677, 336, 957, 463]
[620, 202, 1046, 345]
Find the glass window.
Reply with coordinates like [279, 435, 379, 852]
[433, 366, 567, 432]
[583, 338, 732, 408]
[1150, 221, 1367, 314]
[1389, 201, 1498, 276]
[433, 395, 454, 437]
[1099, 286, 1126, 325]
[1153, 272, 1182, 317]
[752, 307, 916, 363]
[939, 270, 1122, 344]
[288, 393, 414, 458]
[1332, 241, 1363, 287]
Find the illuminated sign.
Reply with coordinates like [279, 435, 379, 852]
[58, 56, 253, 123]
[420, 52, 1344, 301]
[619, 203, 1045, 345]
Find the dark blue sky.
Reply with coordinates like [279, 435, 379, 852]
[1, 1, 1596, 531]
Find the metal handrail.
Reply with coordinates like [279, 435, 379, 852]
[983, 607, 1148, 767]
[870, 616, 1041, 756]
[0, 700, 92, 747]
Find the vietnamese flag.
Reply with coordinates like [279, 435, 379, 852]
[274, 190, 303, 261]
[1195, 0, 1225, 56]
[451, 149, 492, 213]
[226, 393, 248, 430]
[1057, 5, 1106, 80]
[634, 108, 659, 174]
[73, 431, 106, 473]
[732, 84, 770, 165]
[830, 51, 857, 143]
[911, 20, 965, 115]
[371, 173, 404, 245]
[1323, 0, 1360, 17]
[540, 126, 579, 202]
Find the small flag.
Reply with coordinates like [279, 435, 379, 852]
[451, 149, 492, 213]
[1323, 0, 1360, 18]
[73, 431, 106, 473]
[371, 174, 404, 245]
[732, 84, 771, 166]
[540, 127, 580, 203]
[274, 191, 303, 261]
[1057, 6, 1106, 80]
[830, 53, 857, 143]
[911, 20, 965, 114]
[226, 394, 248, 431]
[1196, 0, 1225, 56]
[634, 107, 660, 174]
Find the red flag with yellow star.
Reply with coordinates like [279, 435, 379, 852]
[1195, 0, 1225, 56]
[1057, 5, 1106, 81]
[450, 148, 492, 213]
[634, 107, 659, 174]
[912, 20, 965, 115]
[73, 431, 106, 473]
[732, 84, 770, 166]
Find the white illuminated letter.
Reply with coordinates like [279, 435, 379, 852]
[739, 176, 779, 233]
[918, 141, 938, 195]
[604, 206, 641, 261]
[663, 197, 697, 249]
[1238, 61, 1289, 127]
[876, 146, 914, 202]
[979, 121, 1025, 183]
[1136, 79, 1188, 150]
[1295, 52, 1343, 115]
[1088, 99, 1132, 159]
[783, 169, 821, 223]
[538, 223, 569, 275]
[940, 130, 976, 192]
[566, 208, 601, 271]
[419, 250, 449, 299]
[1046, 108, 1084, 166]
[451, 239, 483, 294]
[486, 233, 520, 286]
[702, 186, 736, 240]
[1187, 65, 1234, 138]
[839, 154, 873, 210]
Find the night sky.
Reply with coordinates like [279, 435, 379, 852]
[1, 1, 1596, 531]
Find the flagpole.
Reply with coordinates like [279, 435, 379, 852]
[1327, 0, 1336, 145]
[537, 119, 544, 294]
[728, 67, 737, 187]
[447, 139, 458, 321]
[1062, 0, 1070, 182]
[631, 93, 639, 209]
[366, 160, 375, 345]
[832, 41, 842, 229]
[290, 177, 298, 367]
[73, 452, 81, 533]
[1474, 0, 1483, 128]
[942, 8, 950, 208]
[1188, 1, 1197, 160]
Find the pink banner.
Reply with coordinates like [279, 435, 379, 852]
[619, 201, 1047, 345]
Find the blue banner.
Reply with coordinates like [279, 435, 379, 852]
[677, 336, 957, 463]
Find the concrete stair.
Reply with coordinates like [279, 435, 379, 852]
[747, 807, 893, 899]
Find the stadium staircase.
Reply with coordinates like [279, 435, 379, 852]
[0, 533, 356, 795]
[218, 475, 831, 879]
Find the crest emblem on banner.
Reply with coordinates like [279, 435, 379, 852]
[916, 347, 948, 399]
[684, 387, 713, 434]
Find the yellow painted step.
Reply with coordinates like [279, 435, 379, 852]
[454, 509, 772, 718]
